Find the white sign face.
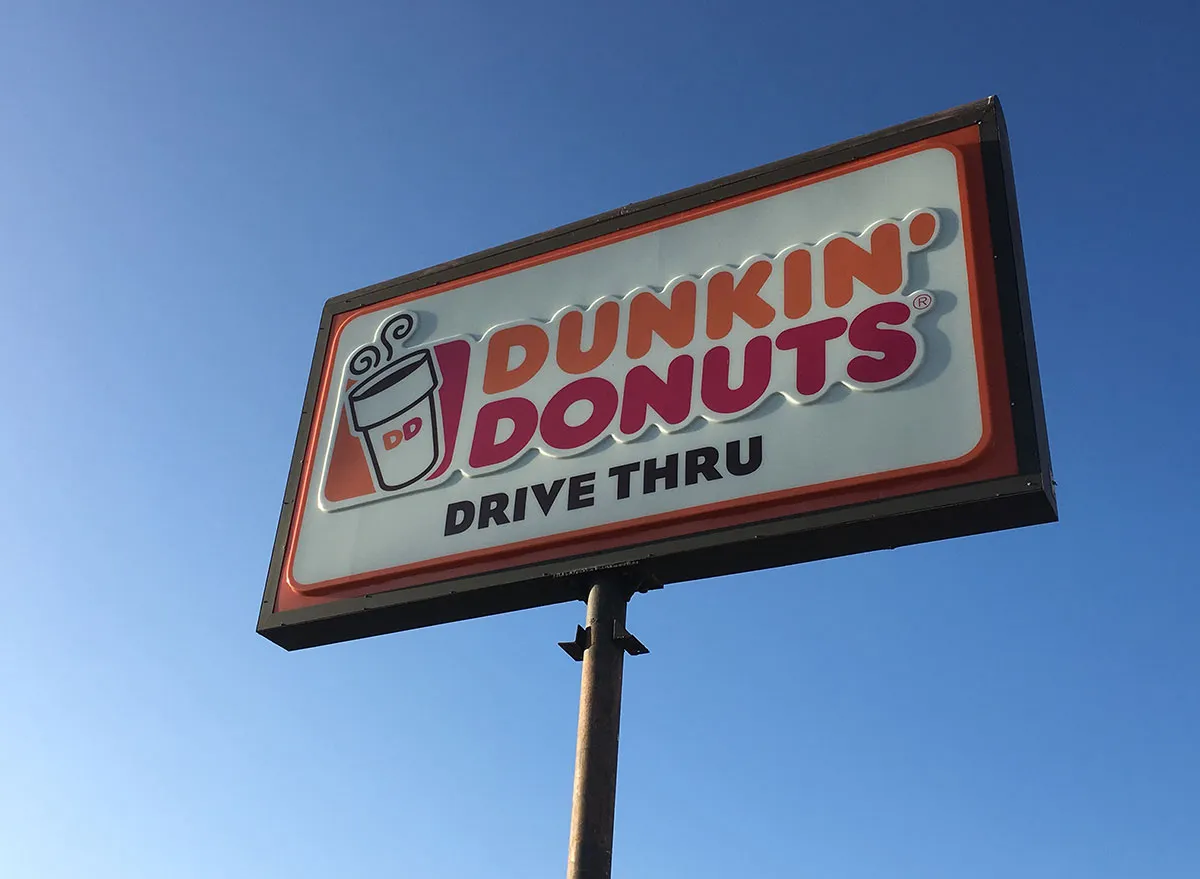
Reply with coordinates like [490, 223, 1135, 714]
[282, 144, 992, 596]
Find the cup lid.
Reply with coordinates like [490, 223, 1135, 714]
[347, 350, 439, 431]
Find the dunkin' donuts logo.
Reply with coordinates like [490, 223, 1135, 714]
[320, 208, 944, 509]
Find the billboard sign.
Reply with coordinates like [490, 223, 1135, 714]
[259, 97, 1054, 650]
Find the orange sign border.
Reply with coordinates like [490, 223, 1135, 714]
[259, 97, 1054, 649]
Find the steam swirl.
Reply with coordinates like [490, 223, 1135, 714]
[346, 310, 417, 377]
[379, 312, 415, 362]
[348, 344, 382, 376]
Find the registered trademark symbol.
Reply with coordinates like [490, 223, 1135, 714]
[911, 291, 934, 312]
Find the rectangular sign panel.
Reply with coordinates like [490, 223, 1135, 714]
[259, 97, 1054, 650]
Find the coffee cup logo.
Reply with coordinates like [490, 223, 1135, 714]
[347, 312, 442, 492]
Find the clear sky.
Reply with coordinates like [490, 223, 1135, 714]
[1, 1, 1197, 877]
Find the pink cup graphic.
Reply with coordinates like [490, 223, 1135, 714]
[347, 313, 442, 492]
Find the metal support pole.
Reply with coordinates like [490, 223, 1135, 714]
[560, 574, 648, 879]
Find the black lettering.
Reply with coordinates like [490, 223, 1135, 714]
[478, 492, 511, 529]
[608, 462, 640, 500]
[726, 436, 763, 476]
[643, 453, 679, 494]
[513, 486, 528, 522]
[567, 472, 597, 510]
[684, 446, 723, 485]
[444, 500, 475, 536]
[532, 478, 566, 515]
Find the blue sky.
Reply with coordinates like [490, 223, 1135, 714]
[2, 1, 1197, 877]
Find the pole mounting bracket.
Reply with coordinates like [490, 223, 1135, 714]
[558, 621, 650, 661]
[559, 625, 591, 661]
[613, 621, 649, 656]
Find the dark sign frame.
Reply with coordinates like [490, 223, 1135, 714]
[258, 96, 1055, 650]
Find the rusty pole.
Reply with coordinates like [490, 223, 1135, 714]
[561, 574, 648, 879]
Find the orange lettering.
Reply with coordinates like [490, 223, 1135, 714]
[626, 282, 696, 360]
[783, 249, 813, 319]
[908, 211, 937, 247]
[483, 323, 549, 395]
[823, 223, 903, 308]
[706, 261, 775, 340]
[556, 301, 620, 374]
